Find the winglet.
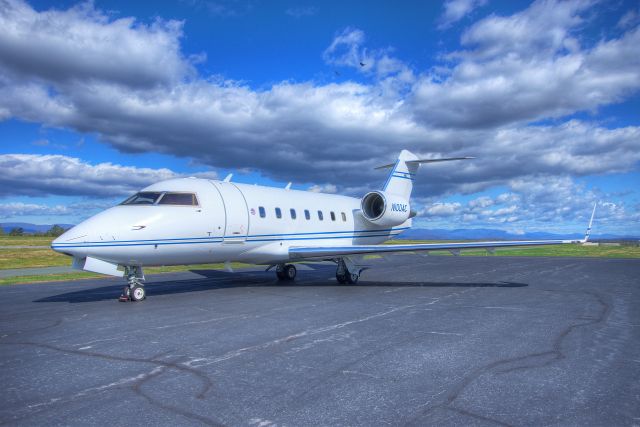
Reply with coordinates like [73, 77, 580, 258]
[582, 203, 597, 243]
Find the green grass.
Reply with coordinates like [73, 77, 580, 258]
[459, 244, 640, 258]
[385, 240, 640, 258]
[0, 247, 71, 269]
[0, 272, 101, 286]
[0, 235, 55, 246]
[144, 262, 253, 274]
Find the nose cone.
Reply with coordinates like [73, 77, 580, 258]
[50, 205, 160, 257]
[50, 208, 115, 256]
[51, 221, 95, 256]
[52, 224, 90, 244]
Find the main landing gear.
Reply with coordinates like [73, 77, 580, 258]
[335, 258, 361, 284]
[119, 266, 146, 302]
[275, 264, 297, 281]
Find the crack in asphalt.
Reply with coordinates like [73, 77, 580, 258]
[273, 288, 477, 403]
[0, 341, 224, 426]
[405, 289, 611, 426]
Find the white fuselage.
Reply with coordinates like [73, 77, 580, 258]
[52, 178, 410, 266]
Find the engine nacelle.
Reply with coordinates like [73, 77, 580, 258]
[360, 191, 411, 227]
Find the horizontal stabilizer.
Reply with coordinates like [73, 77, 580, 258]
[375, 157, 474, 170]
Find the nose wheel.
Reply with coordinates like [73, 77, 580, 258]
[119, 266, 146, 302]
[130, 285, 146, 301]
[276, 264, 297, 281]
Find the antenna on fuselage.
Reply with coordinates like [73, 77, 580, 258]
[223, 174, 233, 182]
[285, 182, 292, 190]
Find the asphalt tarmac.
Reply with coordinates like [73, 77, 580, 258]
[1, 256, 639, 426]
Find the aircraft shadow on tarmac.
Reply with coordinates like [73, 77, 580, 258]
[34, 268, 527, 303]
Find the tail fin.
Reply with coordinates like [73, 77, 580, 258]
[379, 150, 420, 198]
[377, 150, 474, 199]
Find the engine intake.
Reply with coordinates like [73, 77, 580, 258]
[361, 191, 411, 227]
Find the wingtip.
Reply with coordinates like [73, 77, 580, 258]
[583, 202, 597, 243]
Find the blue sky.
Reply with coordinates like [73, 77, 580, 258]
[0, 0, 639, 235]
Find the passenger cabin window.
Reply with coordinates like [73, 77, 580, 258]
[318, 210, 324, 221]
[158, 192, 198, 206]
[330, 211, 336, 221]
[259, 206, 266, 218]
[121, 192, 163, 205]
[275, 207, 282, 218]
[341, 212, 347, 222]
[290, 208, 297, 219]
[304, 210, 310, 220]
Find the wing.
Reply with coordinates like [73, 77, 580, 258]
[290, 203, 597, 260]
[289, 237, 583, 259]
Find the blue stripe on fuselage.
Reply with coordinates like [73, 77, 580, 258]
[51, 227, 409, 249]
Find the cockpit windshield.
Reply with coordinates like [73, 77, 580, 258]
[158, 193, 199, 205]
[120, 192, 199, 206]
[120, 192, 164, 205]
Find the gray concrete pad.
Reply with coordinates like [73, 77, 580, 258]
[0, 256, 638, 426]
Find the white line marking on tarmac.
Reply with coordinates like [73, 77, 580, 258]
[184, 304, 417, 368]
[184, 288, 476, 368]
[26, 366, 165, 411]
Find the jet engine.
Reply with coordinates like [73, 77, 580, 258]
[360, 191, 411, 227]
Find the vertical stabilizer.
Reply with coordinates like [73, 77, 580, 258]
[375, 151, 474, 200]
[381, 150, 420, 199]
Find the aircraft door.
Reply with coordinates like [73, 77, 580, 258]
[210, 182, 249, 243]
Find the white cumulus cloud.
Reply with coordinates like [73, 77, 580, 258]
[438, 0, 487, 29]
[0, 154, 200, 197]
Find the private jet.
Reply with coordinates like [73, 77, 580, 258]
[51, 150, 596, 302]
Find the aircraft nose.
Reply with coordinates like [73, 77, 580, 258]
[52, 228, 81, 256]
[50, 220, 99, 256]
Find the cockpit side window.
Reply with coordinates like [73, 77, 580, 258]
[158, 193, 199, 206]
[120, 192, 163, 205]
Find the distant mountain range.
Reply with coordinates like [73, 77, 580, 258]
[1, 223, 637, 240]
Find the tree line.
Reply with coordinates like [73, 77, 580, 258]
[0, 225, 68, 237]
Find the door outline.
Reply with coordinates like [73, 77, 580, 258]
[210, 182, 249, 244]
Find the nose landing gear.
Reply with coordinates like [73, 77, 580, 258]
[119, 266, 146, 302]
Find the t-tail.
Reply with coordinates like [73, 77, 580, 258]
[376, 150, 474, 199]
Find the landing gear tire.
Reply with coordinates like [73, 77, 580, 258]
[335, 258, 359, 285]
[130, 285, 146, 302]
[347, 272, 359, 284]
[276, 264, 296, 281]
[285, 264, 297, 280]
[337, 272, 359, 284]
